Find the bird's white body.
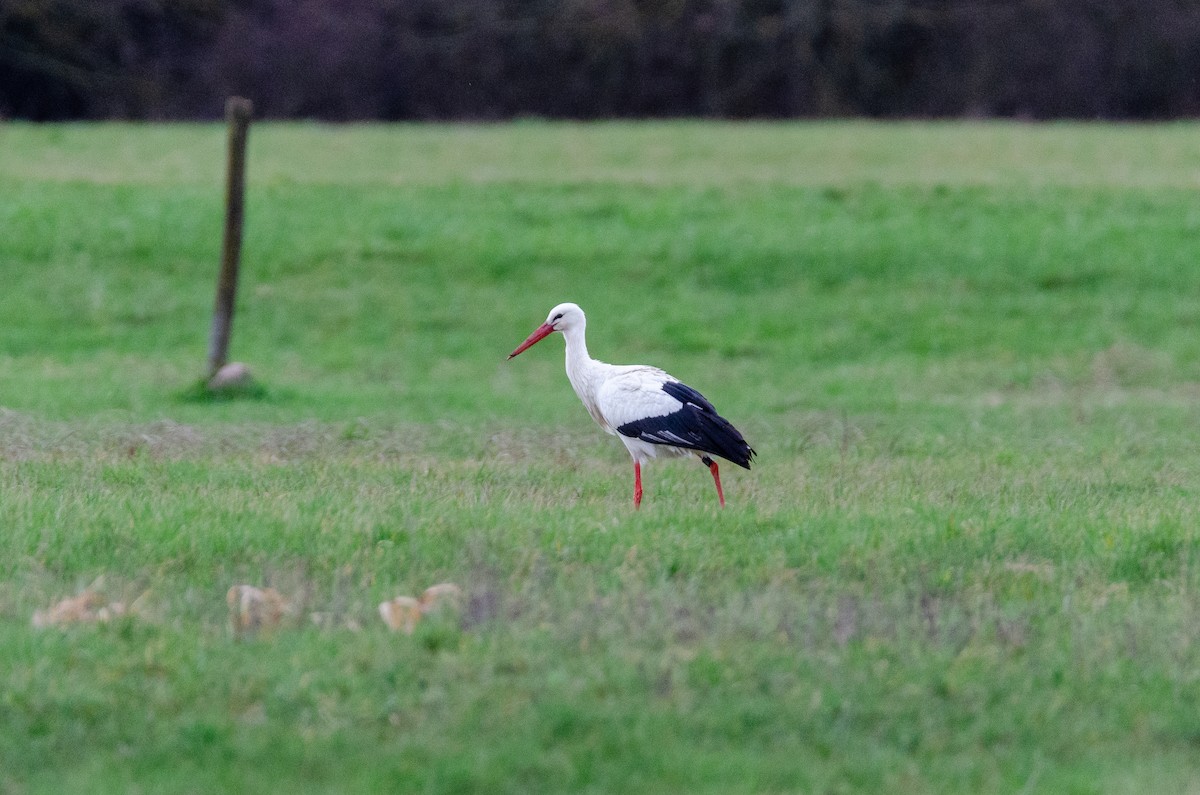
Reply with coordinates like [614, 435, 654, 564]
[509, 302, 755, 507]
[561, 321, 692, 463]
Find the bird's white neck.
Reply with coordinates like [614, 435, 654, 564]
[561, 324, 610, 428]
[562, 325, 594, 382]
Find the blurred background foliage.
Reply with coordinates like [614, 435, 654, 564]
[2, 0, 1198, 121]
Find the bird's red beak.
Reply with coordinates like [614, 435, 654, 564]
[508, 322, 555, 359]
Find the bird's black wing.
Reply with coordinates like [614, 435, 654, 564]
[615, 380, 756, 469]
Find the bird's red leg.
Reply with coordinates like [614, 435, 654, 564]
[633, 461, 643, 509]
[702, 456, 725, 507]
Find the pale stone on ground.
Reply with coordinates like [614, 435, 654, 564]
[209, 362, 253, 390]
[380, 582, 464, 633]
[378, 596, 423, 634]
[33, 590, 127, 628]
[227, 584, 288, 633]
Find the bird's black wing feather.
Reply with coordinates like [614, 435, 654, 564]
[616, 381, 756, 469]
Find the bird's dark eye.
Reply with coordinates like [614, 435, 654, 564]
[552, 313, 563, 321]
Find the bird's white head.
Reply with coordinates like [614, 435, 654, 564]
[508, 302, 585, 359]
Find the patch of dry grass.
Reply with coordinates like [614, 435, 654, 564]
[3, 121, 1200, 189]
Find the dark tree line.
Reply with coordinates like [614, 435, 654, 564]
[3, 0, 1199, 121]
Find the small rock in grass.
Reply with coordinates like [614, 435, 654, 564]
[379, 583, 464, 634]
[227, 585, 288, 634]
[32, 590, 126, 628]
[379, 596, 423, 634]
[208, 362, 253, 390]
[419, 582, 464, 614]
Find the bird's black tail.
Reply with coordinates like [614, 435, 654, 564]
[693, 408, 756, 469]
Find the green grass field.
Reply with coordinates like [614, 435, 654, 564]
[3, 120, 1200, 793]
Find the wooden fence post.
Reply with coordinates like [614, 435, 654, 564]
[208, 96, 253, 380]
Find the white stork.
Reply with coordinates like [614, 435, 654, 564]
[508, 302, 756, 508]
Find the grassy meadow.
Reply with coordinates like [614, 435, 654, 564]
[3, 120, 1200, 792]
